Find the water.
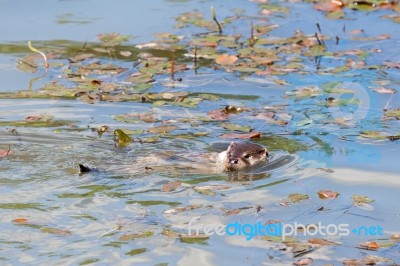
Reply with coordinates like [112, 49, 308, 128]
[1, 0, 400, 265]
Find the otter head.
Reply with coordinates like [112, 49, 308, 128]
[224, 142, 268, 171]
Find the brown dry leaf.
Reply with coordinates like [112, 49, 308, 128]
[343, 255, 392, 265]
[359, 241, 380, 250]
[391, 233, 400, 241]
[225, 209, 241, 215]
[371, 87, 397, 94]
[68, 53, 94, 63]
[308, 238, 339, 246]
[208, 109, 229, 120]
[193, 185, 231, 191]
[12, 218, 28, 223]
[317, 190, 339, 199]
[220, 132, 261, 140]
[313, 1, 344, 12]
[163, 205, 201, 214]
[349, 29, 365, 35]
[215, 54, 238, 65]
[162, 180, 182, 192]
[293, 258, 313, 266]
[383, 61, 400, 68]
[139, 114, 156, 123]
[285, 242, 315, 256]
[147, 125, 177, 134]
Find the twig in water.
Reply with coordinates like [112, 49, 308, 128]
[336, 36, 340, 45]
[249, 21, 255, 47]
[316, 22, 322, 33]
[211, 6, 222, 35]
[98, 225, 123, 238]
[28, 41, 49, 68]
[314, 33, 322, 46]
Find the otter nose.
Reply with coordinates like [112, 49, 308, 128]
[229, 159, 238, 164]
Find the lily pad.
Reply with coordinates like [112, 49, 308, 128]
[221, 123, 252, 132]
[257, 136, 308, 153]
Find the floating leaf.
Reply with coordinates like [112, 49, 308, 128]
[293, 258, 314, 266]
[257, 136, 308, 153]
[193, 188, 216, 196]
[162, 228, 180, 238]
[119, 231, 153, 241]
[12, 218, 28, 223]
[162, 180, 182, 192]
[286, 242, 316, 256]
[308, 238, 339, 246]
[179, 233, 209, 244]
[40, 227, 71, 236]
[343, 255, 392, 266]
[286, 193, 309, 203]
[215, 54, 238, 65]
[317, 190, 339, 199]
[125, 248, 147, 256]
[385, 109, 400, 119]
[68, 53, 94, 63]
[163, 205, 201, 214]
[0, 119, 74, 128]
[352, 195, 374, 205]
[296, 118, 313, 127]
[220, 132, 261, 140]
[113, 129, 133, 147]
[97, 32, 132, 46]
[148, 125, 177, 134]
[359, 241, 380, 250]
[371, 87, 397, 94]
[221, 123, 252, 132]
[360, 131, 388, 140]
[193, 185, 231, 191]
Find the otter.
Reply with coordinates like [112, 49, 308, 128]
[218, 142, 268, 171]
[80, 142, 268, 175]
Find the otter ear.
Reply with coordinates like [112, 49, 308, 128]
[260, 148, 268, 157]
[229, 142, 237, 148]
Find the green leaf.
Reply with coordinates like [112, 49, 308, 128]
[125, 248, 147, 256]
[221, 123, 252, 132]
[114, 129, 133, 147]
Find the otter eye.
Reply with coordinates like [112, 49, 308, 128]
[228, 152, 232, 157]
[244, 154, 251, 159]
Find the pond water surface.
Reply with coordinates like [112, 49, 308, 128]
[1, 0, 400, 265]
